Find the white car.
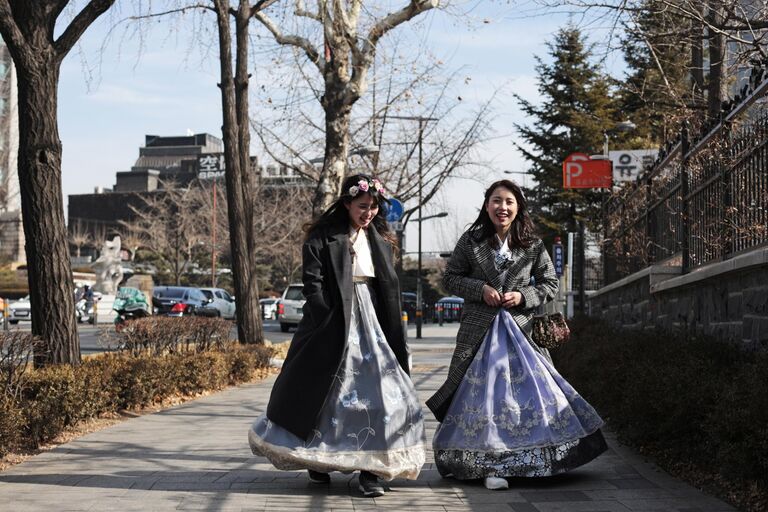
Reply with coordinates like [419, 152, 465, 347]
[259, 298, 279, 320]
[278, 283, 305, 332]
[8, 295, 31, 324]
[199, 287, 237, 319]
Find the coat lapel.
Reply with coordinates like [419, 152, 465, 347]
[502, 246, 532, 292]
[327, 225, 353, 336]
[470, 237, 503, 291]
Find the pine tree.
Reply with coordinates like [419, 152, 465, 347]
[514, 25, 616, 243]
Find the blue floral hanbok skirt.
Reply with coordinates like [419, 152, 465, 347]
[249, 282, 426, 480]
[433, 309, 607, 479]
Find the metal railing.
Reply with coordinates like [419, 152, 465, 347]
[604, 69, 768, 284]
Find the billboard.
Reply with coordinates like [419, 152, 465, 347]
[198, 153, 226, 180]
[609, 149, 658, 182]
[562, 153, 612, 189]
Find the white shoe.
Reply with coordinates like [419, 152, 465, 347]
[484, 476, 509, 490]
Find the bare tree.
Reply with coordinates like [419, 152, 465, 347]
[68, 219, 92, 259]
[253, 48, 495, 225]
[120, 182, 207, 286]
[128, 0, 278, 343]
[253, 0, 439, 212]
[0, 0, 116, 366]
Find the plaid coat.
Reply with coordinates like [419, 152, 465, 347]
[425, 231, 559, 421]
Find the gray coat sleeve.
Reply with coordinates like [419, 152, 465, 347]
[443, 232, 486, 303]
[517, 239, 558, 309]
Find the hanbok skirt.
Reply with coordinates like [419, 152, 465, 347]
[249, 282, 426, 480]
[433, 309, 607, 479]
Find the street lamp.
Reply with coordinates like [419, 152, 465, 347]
[380, 115, 439, 339]
[414, 212, 448, 222]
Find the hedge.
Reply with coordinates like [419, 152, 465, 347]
[553, 316, 768, 512]
[0, 318, 273, 458]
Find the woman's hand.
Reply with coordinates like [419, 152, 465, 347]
[501, 291, 524, 309]
[482, 284, 502, 307]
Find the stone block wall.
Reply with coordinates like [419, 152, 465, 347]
[587, 250, 768, 348]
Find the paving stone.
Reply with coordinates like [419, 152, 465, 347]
[0, 325, 738, 511]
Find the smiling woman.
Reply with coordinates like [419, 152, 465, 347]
[248, 174, 426, 498]
[426, 179, 607, 490]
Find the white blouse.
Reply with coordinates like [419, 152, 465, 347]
[350, 227, 376, 277]
[494, 233, 514, 283]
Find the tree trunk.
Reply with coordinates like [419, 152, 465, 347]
[215, 0, 263, 344]
[314, 93, 352, 213]
[690, 19, 705, 108]
[16, 61, 80, 366]
[707, 1, 726, 119]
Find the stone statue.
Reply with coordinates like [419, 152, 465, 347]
[92, 236, 124, 295]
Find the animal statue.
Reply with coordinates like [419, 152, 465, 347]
[92, 236, 124, 295]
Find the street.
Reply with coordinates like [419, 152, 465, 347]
[2, 319, 295, 356]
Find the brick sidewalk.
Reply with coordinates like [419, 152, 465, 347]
[0, 325, 735, 511]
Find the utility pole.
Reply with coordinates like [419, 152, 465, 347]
[386, 115, 438, 339]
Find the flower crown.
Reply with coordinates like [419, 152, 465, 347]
[348, 178, 385, 197]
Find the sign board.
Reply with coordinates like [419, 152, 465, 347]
[386, 198, 405, 222]
[197, 153, 226, 180]
[388, 221, 404, 232]
[609, 149, 659, 183]
[563, 153, 612, 189]
[553, 242, 564, 277]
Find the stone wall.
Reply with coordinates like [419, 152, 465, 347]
[587, 248, 768, 348]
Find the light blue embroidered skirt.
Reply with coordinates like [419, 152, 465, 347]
[249, 282, 426, 480]
[433, 309, 607, 479]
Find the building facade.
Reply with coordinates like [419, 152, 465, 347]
[0, 41, 23, 265]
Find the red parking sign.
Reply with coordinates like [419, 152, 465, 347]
[563, 153, 612, 189]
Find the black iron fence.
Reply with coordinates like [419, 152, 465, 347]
[604, 71, 768, 284]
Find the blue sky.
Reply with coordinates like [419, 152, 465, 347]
[56, 1, 609, 253]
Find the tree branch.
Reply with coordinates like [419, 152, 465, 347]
[55, 0, 117, 58]
[253, 11, 325, 71]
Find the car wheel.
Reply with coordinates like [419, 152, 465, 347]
[9, 320, 18, 325]
[280, 323, 290, 333]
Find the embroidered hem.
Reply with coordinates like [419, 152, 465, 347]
[435, 429, 607, 479]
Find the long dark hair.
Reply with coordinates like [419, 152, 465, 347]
[468, 179, 535, 249]
[304, 174, 398, 248]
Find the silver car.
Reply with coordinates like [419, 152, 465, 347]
[278, 283, 305, 332]
[8, 295, 31, 324]
[199, 287, 237, 320]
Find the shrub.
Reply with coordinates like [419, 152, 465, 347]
[553, 316, 768, 511]
[0, 320, 274, 458]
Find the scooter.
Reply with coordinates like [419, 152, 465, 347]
[112, 287, 150, 332]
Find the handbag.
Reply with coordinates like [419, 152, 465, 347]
[531, 313, 571, 350]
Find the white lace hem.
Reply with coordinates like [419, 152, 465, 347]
[249, 428, 426, 480]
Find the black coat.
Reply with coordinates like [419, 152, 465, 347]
[265, 222, 408, 440]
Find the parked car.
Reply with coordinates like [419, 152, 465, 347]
[199, 287, 237, 319]
[8, 295, 31, 324]
[152, 286, 219, 317]
[277, 283, 305, 332]
[435, 296, 464, 324]
[259, 298, 279, 320]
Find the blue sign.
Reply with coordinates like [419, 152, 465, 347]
[386, 198, 404, 222]
[553, 242, 564, 277]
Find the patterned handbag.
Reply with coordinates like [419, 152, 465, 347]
[531, 313, 571, 350]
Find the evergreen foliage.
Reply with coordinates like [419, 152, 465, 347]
[514, 26, 617, 243]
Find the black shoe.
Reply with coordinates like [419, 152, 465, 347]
[358, 471, 385, 497]
[307, 469, 330, 484]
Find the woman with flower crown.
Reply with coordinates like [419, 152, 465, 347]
[426, 179, 606, 491]
[249, 174, 426, 498]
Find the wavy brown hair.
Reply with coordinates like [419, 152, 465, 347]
[468, 179, 536, 249]
[304, 174, 398, 249]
